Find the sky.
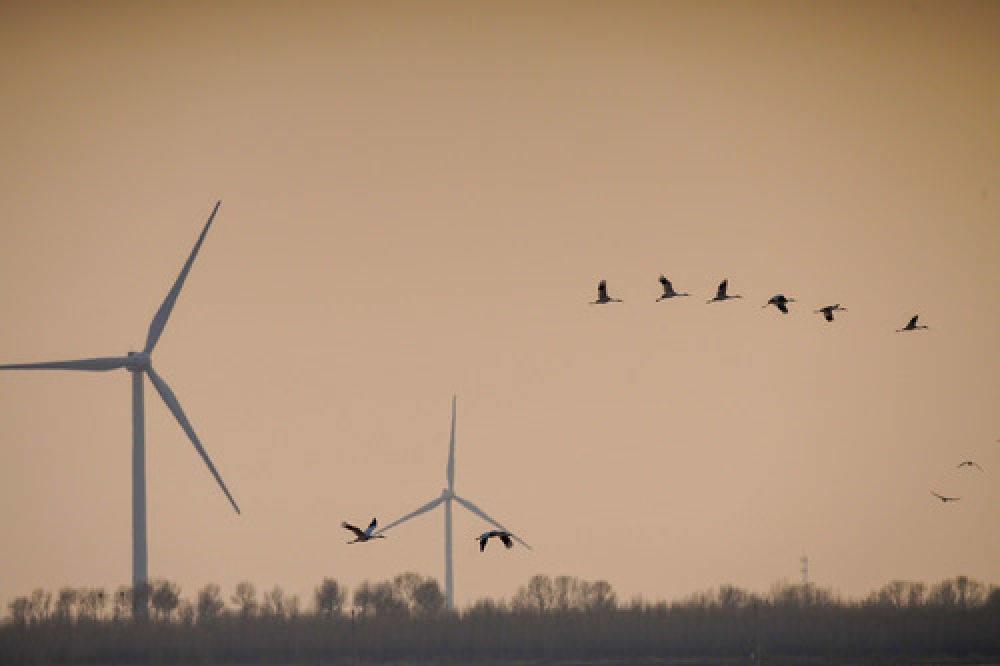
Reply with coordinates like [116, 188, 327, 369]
[0, 1, 998, 609]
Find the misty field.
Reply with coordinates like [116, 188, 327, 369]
[3, 574, 1000, 664]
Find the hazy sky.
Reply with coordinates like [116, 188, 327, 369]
[1, 1, 998, 609]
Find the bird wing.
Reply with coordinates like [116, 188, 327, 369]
[342, 522, 366, 538]
[930, 491, 944, 500]
[823, 309, 833, 321]
[597, 280, 608, 300]
[716, 280, 728, 299]
[479, 536, 488, 552]
[777, 302, 788, 314]
[659, 275, 671, 292]
[908, 315, 918, 328]
[500, 533, 513, 548]
[365, 518, 378, 535]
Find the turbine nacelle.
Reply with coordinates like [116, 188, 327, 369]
[125, 351, 152, 372]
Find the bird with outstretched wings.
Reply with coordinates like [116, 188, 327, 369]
[477, 530, 514, 552]
[707, 279, 741, 303]
[764, 294, 795, 314]
[897, 315, 928, 332]
[657, 275, 689, 300]
[815, 304, 846, 322]
[342, 517, 385, 543]
[591, 279, 622, 304]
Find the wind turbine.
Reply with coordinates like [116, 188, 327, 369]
[0, 201, 239, 618]
[374, 396, 530, 610]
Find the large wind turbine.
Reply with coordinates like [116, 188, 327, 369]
[0, 201, 239, 618]
[374, 396, 530, 610]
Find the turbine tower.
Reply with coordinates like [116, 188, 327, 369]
[374, 396, 530, 610]
[0, 201, 239, 618]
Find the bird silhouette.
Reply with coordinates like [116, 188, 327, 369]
[957, 461, 984, 471]
[815, 304, 847, 322]
[763, 294, 795, 314]
[930, 491, 960, 503]
[707, 279, 742, 303]
[342, 518, 386, 543]
[897, 315, 928, 332]
[476, 530, 514, 552]
[656, 275, 689, 301]
[591, 279, 623, 304]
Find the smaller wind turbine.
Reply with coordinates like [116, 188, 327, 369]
[656, 276, 689, 301]
[763, 294, 795, 314]
[707, 279, 741, 304]
[897, 315, 928, 332]
[957, 461, 983, 471]
[930, 491, 960, 503]
[342, 518, 386, 543]
[591, 279, 622, 304]
[374, 397, 530, 610]
[815, 304, 847, 322]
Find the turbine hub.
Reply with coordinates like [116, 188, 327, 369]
[441, 488, 453, 499]
[125, 351, 151, 372]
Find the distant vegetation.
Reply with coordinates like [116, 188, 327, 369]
[2, 574, 999, 663]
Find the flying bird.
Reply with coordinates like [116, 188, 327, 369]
[930, 491, 960, 503]
[897, 315, 928, 332]
[591, 279, 623, 304]
[957, 461, 984, 471]
[656, 275, 689, 301]
[815, 304, 847, 322]
[477, 530, 514, 552]
[342, 518, 386, 543]
[707, 279, 742, 304]
[763, 294, 795, 314]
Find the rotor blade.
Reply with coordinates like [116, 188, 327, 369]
[0, 356, 130, 371]
[143, 201, 221, 354]
[453, 495, 531, 550]
[146, 366, 240, 514]
[446, 395, 456, 491]
[373, 496, 444, 536]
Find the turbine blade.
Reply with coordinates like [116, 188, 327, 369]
[0, 356, 130, 371]
[373, 496, 444, 535]
[143, 201, 221, 354]
[446, 396, 456, 491]
[453, 495, 531, 550]
[146, 367, 240, 514]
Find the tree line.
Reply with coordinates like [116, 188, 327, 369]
[2, 574, 998, 663]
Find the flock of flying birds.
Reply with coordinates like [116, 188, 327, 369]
[341, 275, 981, 551]
[931, 459, 986, 503]
[593, 276, 926, 330]
[591, 275, 986, 504]
[342, 517, 513, 553]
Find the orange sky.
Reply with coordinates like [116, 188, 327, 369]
[1, 1, 998, 608]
